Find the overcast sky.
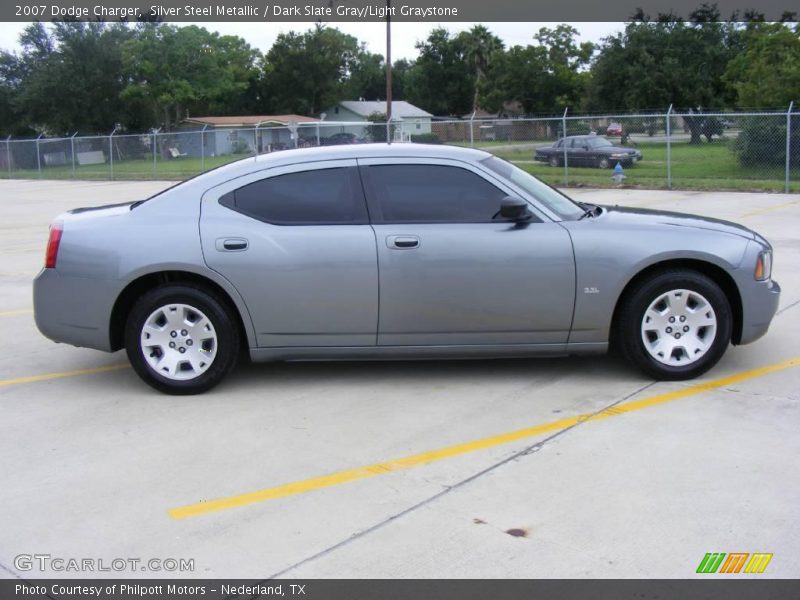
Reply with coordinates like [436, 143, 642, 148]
[0, 21, 622, 59]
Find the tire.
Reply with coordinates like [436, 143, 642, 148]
[549, 155, 560, 167]
[125, 284, 240, 394]
[597, 157, 610, 169]
[615, 269, 732, 380]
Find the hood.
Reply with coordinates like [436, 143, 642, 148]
[598, 204, 757, 241]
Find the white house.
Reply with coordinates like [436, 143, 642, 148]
[322, 101, 433, 140]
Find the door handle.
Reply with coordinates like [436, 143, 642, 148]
[216, 238, 249, 252]
[387, 235, 420, 250]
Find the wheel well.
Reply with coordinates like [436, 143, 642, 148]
[109, 271, 249, 352]
[610, 259, 744, 346]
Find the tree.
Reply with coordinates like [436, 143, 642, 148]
[343, 49, 386, 101]
[259, 25, 361, 115]
[4, 22, 145, 135]
[723, 22, 800, 108]
[121, 24, 258, 130]
[404, 28, 473, 116]
[481, 25, 592, 115]
[587, 14, 741, 112]
[458, 25, 504, 113]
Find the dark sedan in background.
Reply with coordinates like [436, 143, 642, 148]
[535, 135, 642, 168]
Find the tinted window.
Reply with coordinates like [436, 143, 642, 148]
[362, 164, 507, 223]
[481, 156, 583, 220]
[221, 167, 367, 225]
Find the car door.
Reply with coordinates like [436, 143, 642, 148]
[200, 159, 378, 347]
[570, 137, 591, 166]
[358, 158, 576, 347]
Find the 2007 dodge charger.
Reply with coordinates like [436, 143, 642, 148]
[34, 144, 780, 394]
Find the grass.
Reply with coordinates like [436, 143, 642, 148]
[0, 153, 247, 181]
[1, 140, 797, 193]
[489, 140, 799, 193]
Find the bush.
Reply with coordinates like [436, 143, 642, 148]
[733, 116, 800, 167]
[410, 133, 441, 144]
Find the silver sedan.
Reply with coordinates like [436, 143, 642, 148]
[34, 144, 780, 394]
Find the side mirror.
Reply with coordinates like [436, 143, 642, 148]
[499, 196, 532, 221]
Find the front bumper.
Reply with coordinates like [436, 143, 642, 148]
[737, 278, 781, 345]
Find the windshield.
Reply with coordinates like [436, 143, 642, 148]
[480, 155, 584, 220]
[586, 136, 612, 148]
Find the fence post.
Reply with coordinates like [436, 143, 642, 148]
[562, 107, 568, 186]
[469, 110, 475, 147]
[666, 104, 673, 190]
[70, 132, 78, 178]
[5, 135, 10, 178]
[316, 122, 321, 147]
[386, 118, 391, 145]
[109, 126, 118, 180]
[786, 101, 794, 194]
[201, 124, 208, 170]
[253, 127, 257, 157]
[35, 133, 43, 178]
[152, 128, 160, 177]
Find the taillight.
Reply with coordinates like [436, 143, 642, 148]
[45, 222, 63, 269]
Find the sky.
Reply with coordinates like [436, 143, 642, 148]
[0, 21, 623, 59]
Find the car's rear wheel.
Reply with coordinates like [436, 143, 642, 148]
[597, 157, 611, 169]
[549, 156, 560, 167]
[125, 285, 239, 394]
[616, 270, 732, 380]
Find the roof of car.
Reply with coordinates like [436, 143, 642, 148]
[196, 143, 493, 182]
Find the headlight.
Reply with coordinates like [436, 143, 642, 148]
[755, 249, 772, 281]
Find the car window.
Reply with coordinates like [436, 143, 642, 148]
[481, 155, 584, 220]
[588, 137, 612, 148]
[361, 164, 507, 224]
[220, 167, 368, 225]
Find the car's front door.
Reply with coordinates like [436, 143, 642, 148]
[200, 159, 378, 347]
[359, 158, 576, 347]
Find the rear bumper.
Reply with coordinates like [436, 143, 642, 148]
[33, 268, 118, 352]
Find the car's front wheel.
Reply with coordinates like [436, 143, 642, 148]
[125, 284, 240, 394]
[616, 270, 732, 380]
[597, 157, 611, 169]
[549, 155, 560, 167]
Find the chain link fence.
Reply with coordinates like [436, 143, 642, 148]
[1, 107, 797, 192]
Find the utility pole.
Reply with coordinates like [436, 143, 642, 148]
[385, 0, 392, 143]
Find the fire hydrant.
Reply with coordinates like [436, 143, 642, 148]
[611, 162, 626, 184]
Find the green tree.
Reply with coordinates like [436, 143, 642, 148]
[121, 24, 258, 130]
[481, 25, 592, 115]
[343, 48, 386, 101]
[260, 25, 361, 115]
[458, 25, 504, 113]
[723, 22, 800, 108]
[587, 13, 741, 112]
[5, 22, 145, 135]
[404, 28, 473, 116]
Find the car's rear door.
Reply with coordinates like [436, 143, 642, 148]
[200, 159, 378, 347]
[359, 158, 576, 347]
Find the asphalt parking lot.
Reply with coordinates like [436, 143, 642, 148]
[0, 179, 798, 579]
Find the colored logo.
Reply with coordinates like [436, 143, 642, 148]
[696, 552, 773, 574]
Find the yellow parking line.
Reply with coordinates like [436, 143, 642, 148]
[741, 199, 800, 218]
[0, 363, 130, 388]
[168, 356, 800, 520]
[0, 308, 33, 317]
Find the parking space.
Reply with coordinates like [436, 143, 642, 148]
[0, 180, 798, 578]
